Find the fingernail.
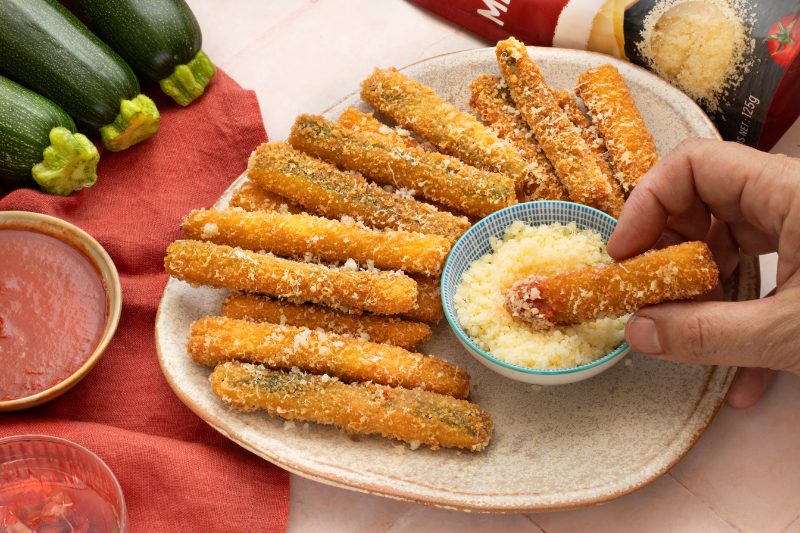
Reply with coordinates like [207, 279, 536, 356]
[626, 317, 663, 355]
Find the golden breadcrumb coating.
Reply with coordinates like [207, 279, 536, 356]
[164, 240, 417, 315]
[400, 275, 444, 324]
[247, 142, 470, 243]
[237, 141, 470, 222]
[505, 241, 719, 328]
[575, 64, 660, 192]
[289, 114, 517, 219]
[228, 180, 304, 214]
[190, 316, 467, 398]
[495, 38, 624, 218]
[337, 106, 428, 151]
[211, 361, 493, 451]
[181, 208, 451, 277]
[468, 75, 568, 202]
[360, 67, 531, 192]
[554, 89, 628, 201]
[337, 108, 476, 222]
[221, 294, 432, 351]
[554, 89, 606, 156]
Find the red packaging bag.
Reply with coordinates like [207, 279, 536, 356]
[409, 0, 800, 151]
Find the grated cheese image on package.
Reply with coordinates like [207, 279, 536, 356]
[408, 0, 800, 151]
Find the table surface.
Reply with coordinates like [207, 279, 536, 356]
[186, 1, 800, 531]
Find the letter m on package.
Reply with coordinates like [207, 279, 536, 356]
[478, 0, 511, 26]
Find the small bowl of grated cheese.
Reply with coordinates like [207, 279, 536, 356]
[441, 201, 631, 385]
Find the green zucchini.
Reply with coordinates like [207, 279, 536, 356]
[0, 75, 99, 195]
[73, 0, 216, 106]
[0, 0, 159, 151]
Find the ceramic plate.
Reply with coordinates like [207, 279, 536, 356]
[155, 47, 760, 512]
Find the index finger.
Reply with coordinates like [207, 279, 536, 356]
[607, 138, 791, 259]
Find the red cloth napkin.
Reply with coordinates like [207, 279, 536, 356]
[0, 70, 290, 532]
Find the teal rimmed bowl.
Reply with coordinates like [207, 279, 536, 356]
[441, 200, 630, 385]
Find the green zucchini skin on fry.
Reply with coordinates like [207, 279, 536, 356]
[73, 0, 216, 105]
[0, 75, 99, 195]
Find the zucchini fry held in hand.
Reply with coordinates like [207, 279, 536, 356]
[189, 316, 469, 399]
[505, 241, 719, 329]
[360, 67, 531, 192]
[228, 180, 303, 214]
[289, 114, 517, 218]
[181, 208, 451, 276]
[468, 75, 568, 202]
[495, 38, 625, 218]
[575, 64, 660, 192]
[247, 142, 470, 243]
[211, 361, 493, 451]
[164, 240, 417, 315]
[221, 294, 432, 351]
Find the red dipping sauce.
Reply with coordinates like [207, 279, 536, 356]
[0, 229, 108, 401]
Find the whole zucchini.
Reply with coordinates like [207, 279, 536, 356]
[0, 75, 99, 195]
[73, 0, 216, 106]
[0, 0, 159, 151]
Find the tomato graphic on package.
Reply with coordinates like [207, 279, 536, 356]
[764, 14, 800, 67]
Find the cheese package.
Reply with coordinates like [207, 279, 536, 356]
[408, 0, 800, 150]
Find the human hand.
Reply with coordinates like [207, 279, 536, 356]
[607, 138, 800, 408]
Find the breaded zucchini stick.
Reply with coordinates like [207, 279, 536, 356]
[181, 208, 451, 277]
[337, 106, 427, 151]
[360, 67, 531, 192]
[400, 275, 444, 324]
[238, 145, 470, 222]
[554, 90, 606, 158]
[228, 180, 304, 214]
[468, 75, 568, 202]
[337, 108, 476, 222]
[505, 241, 719, 328]
[247, 142, 470, 243]
[211, 361, 493, 451]
[190, 316, 468, 399]
[289, 114, 517, 218]
[555, 89, 627, 200]
[495, 38, 624, 218]
[221, 294, 432, 351]
[164, 240, 417, 315]
[575, 64, 660, 192]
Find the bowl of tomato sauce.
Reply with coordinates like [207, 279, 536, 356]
[0, 212, 122, 411]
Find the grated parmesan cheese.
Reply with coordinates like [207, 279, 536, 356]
[638, 0, 755, 111]
[454, 221, 627, 370]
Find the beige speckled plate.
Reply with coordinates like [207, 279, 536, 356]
[155, 47, 760, 512]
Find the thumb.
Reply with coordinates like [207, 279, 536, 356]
[624, 295, 800, 372]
